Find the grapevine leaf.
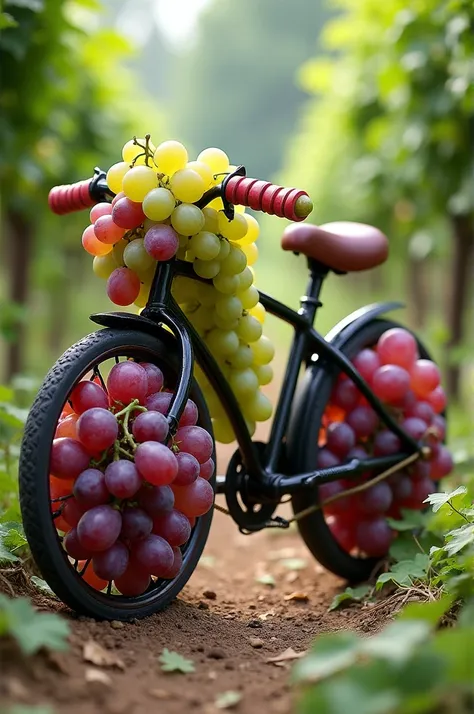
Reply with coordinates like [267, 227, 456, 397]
[0, 595, 69, 654]
[398, 594, 455, 624]
[360, 620, 432, 663]
[159, 648, 195, 673]
[444, 524, 474, 555]
[376, 553, 430, 590]
[386, 509, 427, 531]
[0, 523, 21, 562]
[31, 576, 56, 597]
[292, 632, 360, 683]
[329, 584, 371, 611]
[423, 486, 467, 512]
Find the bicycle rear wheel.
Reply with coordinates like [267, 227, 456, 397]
[19, 327, 215, 620]
[288, 318, 445, 582]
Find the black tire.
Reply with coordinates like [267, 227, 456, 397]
[288, 318, 438, 583]
[19, 328, 215, 620]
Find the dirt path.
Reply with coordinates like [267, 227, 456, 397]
[0, 493, 392, 714]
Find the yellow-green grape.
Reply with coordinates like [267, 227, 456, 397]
[245, 419, 256, 437]
[122, 166, 158, 202]
[123, 238, 155, 275]
[229, 368, 259, 398]
[249, 302, 266, 323]
[185, 248, 196, 262]
[238, 213, 260, 246]
[93, 253, 116, 280]
[176, 247, 187, 260]
[217, 238, 230, 261]
[207, 196, 225, 211]
[196, 282, 217, 307]
[193, 259, 220, 279]
[112, 239, 128, 267]
[244, 392, 273, 422]
[213, 313, 239, 330]
[171, 204, 205, 235]
[239, 285, 259, 310]
[229, 344, 253, 369]
[212, 417, 234, 444]
[254, 364, 273, 386]
[235, 204, 246, 215]
[143, 218, 159, 232]
[171, 276, 199, 303]
[220, 245, 247, 276]
[251, 336, 275, 365]
[142, 187, 175, 221]
[237, 267, 253, 292]
[191, 305, 215, 331]
[178, 234, 189, 248]
[134, 282, 151, 308]
[202, 207, 219, 233]
[206, 328, 239, 356]
[106, 162, 129, 194]
[215, 295, 243, 322]
[217, 211, 248, 241]
[170, 169, 205, 203]
[189, 231, 220, 260]
[197, 147, 229, 177]
[186, 160, 213, 187]
[213, 273, 239, 295]
[153, 140, 188, 175]
[237, 314, 263, 343]
[242, 242, 258, 266]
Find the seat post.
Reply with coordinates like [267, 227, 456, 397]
[299, 257, 330, 325]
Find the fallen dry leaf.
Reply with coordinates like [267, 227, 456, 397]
[266, 648, 306, 666]
[258, 610, 275, 621]
[85, 667, 112, 686]
[83, 639, 125, 670]
[149, 688, 171, 699]
[283, 591, 309, 602]
[286, 572, 299, 584]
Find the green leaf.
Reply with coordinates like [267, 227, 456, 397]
[0, 386, 14, 402]
[397, 593, 455, 625]
[4, 0, 44, 11]
[281, 557, 308, 570]
[0, 522, 27, 562]
[386, 509, 427, 531]
[30, 576, 56, 597]
[215, 691, 242, 709]
[423, 486, 467, 512]
[292, 632, 360, 683]
[6, 707, 54, 714]
[329, 584, 371, 611]
[0, 12, 18, 29]
[255, 573, 276, 587]
[376, 553, 430, 589]
[158, 648, 195, 673]
[360, 620, 432, 664]
[0, 595, 69, 654]
[444, 523, 474, 555]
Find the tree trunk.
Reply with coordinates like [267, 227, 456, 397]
[446, 213, 474, 400]
[5, 210, 33, 381]
[407, 256, 428, 329]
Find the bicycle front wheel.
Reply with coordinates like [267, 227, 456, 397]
[19, 327, 215, 620]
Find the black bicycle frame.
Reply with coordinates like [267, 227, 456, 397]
[114, 254, 421, 505]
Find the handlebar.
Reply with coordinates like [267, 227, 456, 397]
[48, 167, 313, 222]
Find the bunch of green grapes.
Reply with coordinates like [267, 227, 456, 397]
[82, 136, 274, 443]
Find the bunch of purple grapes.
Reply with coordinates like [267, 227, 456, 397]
[49, 360, 214, 594]
[317, 328, 453, 558]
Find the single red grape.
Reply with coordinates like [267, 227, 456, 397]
[73, 468, 110, 508]
[326, 422, 355, 459]
[70, 381, 109, 414]
[132, 411, 169, 443]
[50, 437, 90, 480]
[172, 477, 214, 517]
[152, 509, 191, 547]
[174, 451, 200, 486]
[410, 359, 441, 399]
[140, 363, 164, 395]
[107, 361, 148, 405]
[106, 267, 141, 306]
[132, 534, 174, 577]
[111, 196, 146, 229]
[77, 408, 119, 452]
[77, 505, 122, 552]
[105, 460, 142, 499]
[175, 426, 213, 464]
[135, 441, 178, 485]
[352, 348, 380, 385]
[376, 328, 418, 370]
[372, 364, 410, 405]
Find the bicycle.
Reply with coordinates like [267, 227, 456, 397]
[19, 156, 450, 620]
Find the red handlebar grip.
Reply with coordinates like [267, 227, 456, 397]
[48, 179, 95, 215]
[224, 176, 310, 222]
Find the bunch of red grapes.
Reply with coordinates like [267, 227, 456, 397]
[318, 328, 453, 557]
[49, 361, 214, 595]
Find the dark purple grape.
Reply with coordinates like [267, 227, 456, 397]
[389, 473, 413, 503]
[346, 406, 379, 440]
[174, 452, 200, 486]
[121, 506, 153, 541]
[132, 534, 174, 576]
[105, 460, 142, 499]
[373, 430, 401, 457]
[50, 438, 90, 480]
[93, 541, 129, 580]
[132, 411, 169, 443]
[137, 484, 175, 517]
[199, 457, 215, 481]
[64, 527, 94, 560]
[326, 422, 356, 459]
[401, 417, 428, 441]
[77, 505, 122, 552]
[73, 468, 110, 508]
[359, 482, 393, 515]
[152, 509, 191, 546]
[145, 392, 198, 427]
[317, 449, 341, 469]
[161, 546, 183, 579]
[355, 517, 393, 556]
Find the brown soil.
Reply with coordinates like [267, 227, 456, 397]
[0, 495, 396, 714]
